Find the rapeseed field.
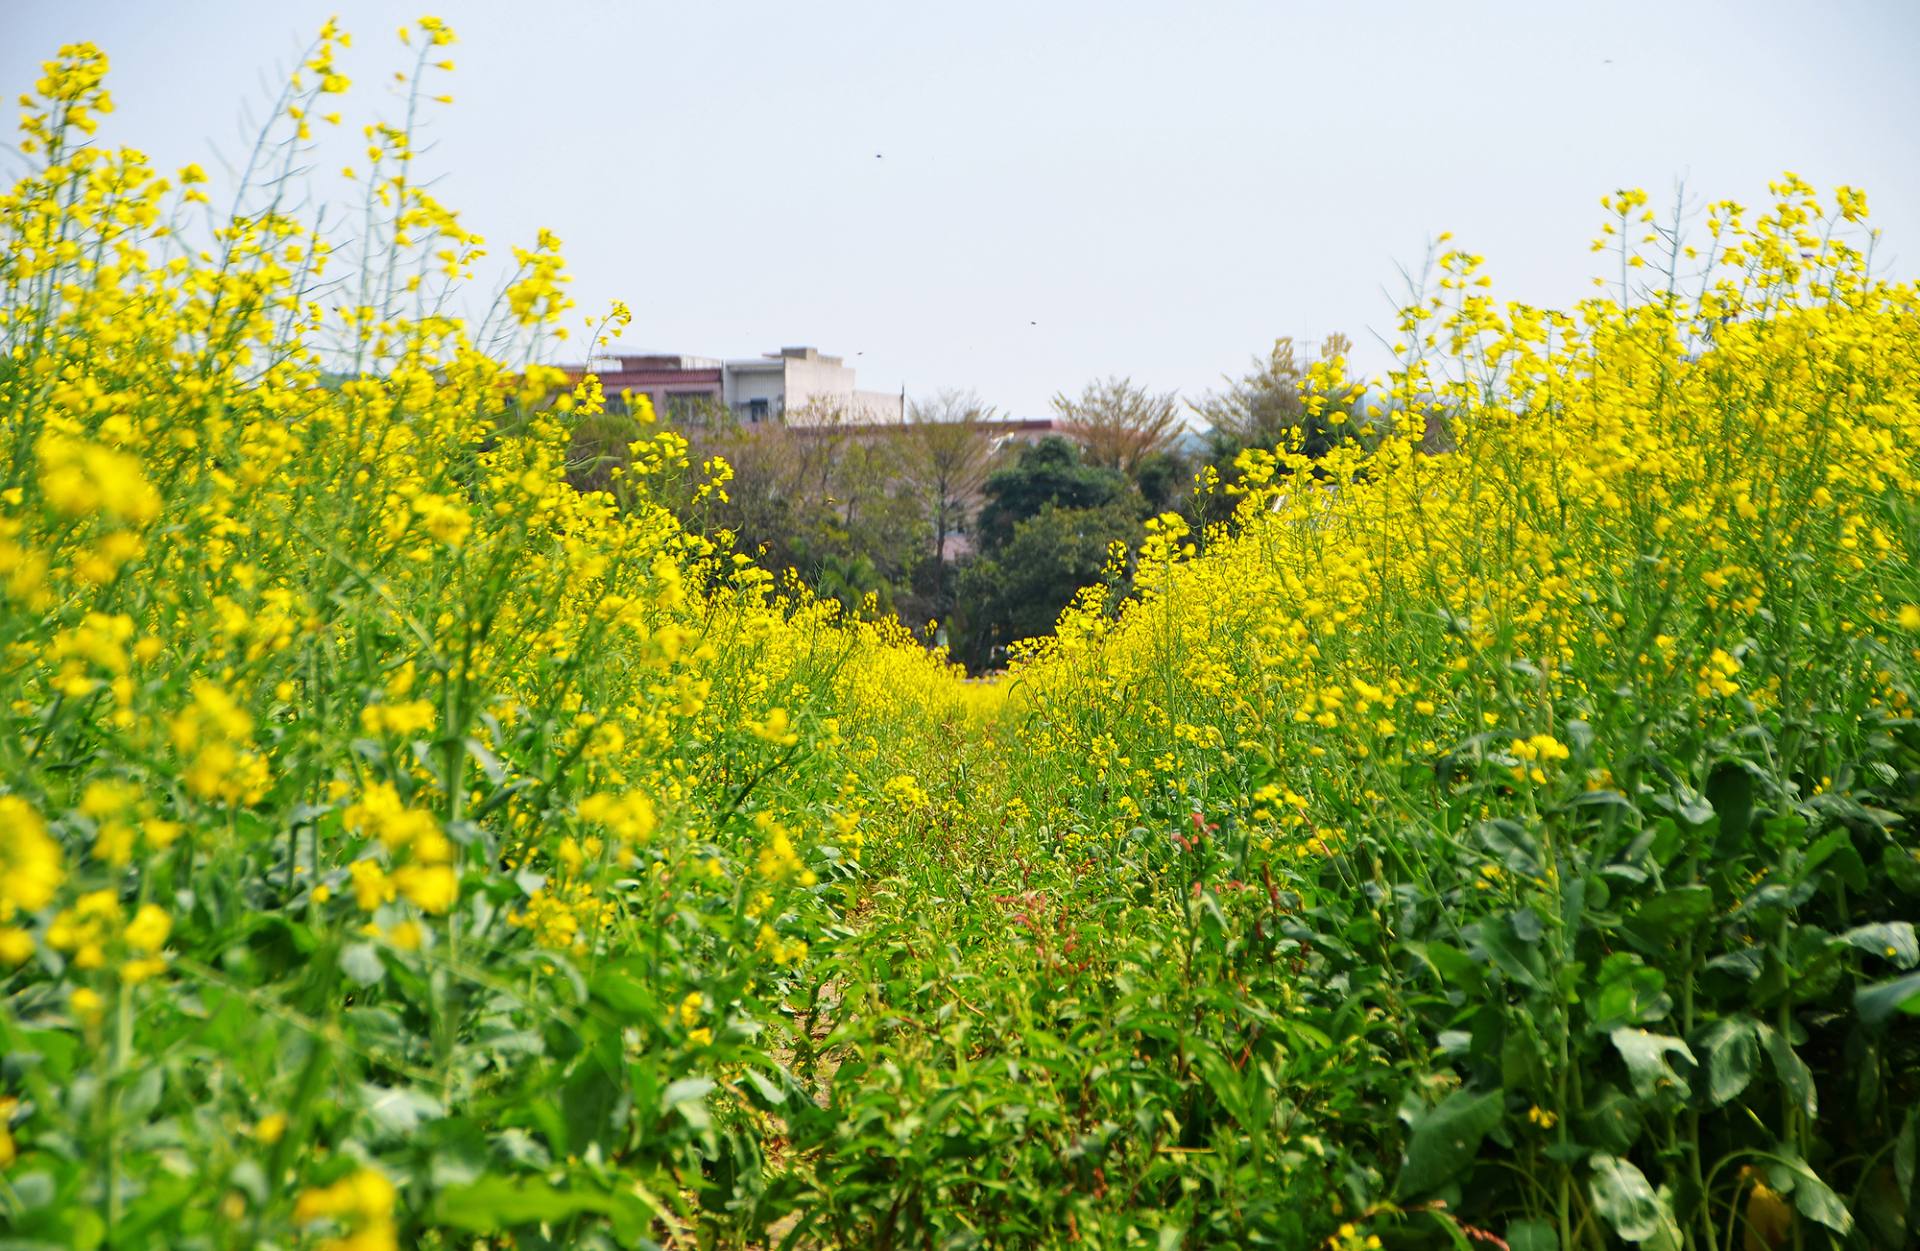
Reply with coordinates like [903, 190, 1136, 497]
[2, 24, 1916, 1251]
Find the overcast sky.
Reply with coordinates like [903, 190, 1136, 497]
[5, 1, 1918, 415]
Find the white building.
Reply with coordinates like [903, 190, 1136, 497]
[722, 347, 903, 426]
[579, 347, 903, 426]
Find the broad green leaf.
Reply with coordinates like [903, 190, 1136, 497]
[663, 1075, 715, 1129]
[1396, 1087, 1504, 1197]
[1895, 1107, 1917, 1198]
[1571, 787, 1634, 812]
[1590, 954, 1670, 1032]
[1798, 828, 1853, 880]
[1609, 1028, 1694, 1099]
[1792, 1171, 1852, 1235]
[744, 1067, 787, 1106]
[1773, 1155, 1854, 1235]
[1506, 1217, 1558, 1251]
[1626, 886, 1714, 943]
[1699, 1016, 1760, 1105]
[1588, 1153, 1665, 1242]
[590, 962, 658, 1020]
[1414, 940, 1486, 995]
[1837, 922, 1919, 968]
[1476, 818, 1544, 879]
[1471, 916, 1547, 991]
[1668, 784, 1715, 828]
[338, 941, 384, 987]
[1577, 1087, 1645, 1154]
[1855, 971, 1920, 1027]
[431, 1175, 649, 1232]
[359, 1083, 443, 1137]
[1705, 761, 1755, 843]
[1886, 844, 1920, 896]
[1757, 1024, 1817, 1117]
[1705, 948, 1763, 981]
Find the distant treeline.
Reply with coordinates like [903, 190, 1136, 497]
[567, 335, 1446, 670]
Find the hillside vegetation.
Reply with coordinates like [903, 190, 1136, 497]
[2, 28, 1917, 1251]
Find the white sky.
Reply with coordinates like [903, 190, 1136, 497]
[5, 0, 1918, 416]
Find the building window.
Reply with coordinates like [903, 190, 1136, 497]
[747, 398, 770, 423]
[665, 393, 719, 425]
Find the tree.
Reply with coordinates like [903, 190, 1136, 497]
[900, 389, 997, 610]
[1131, 448, 1190, 514]
[1050, 375, 1184, 475]
[955, 501, 1138, 670]
[948, 437, 1145, 668]
[973, 436, 1131, 551]
[674, 406, 929, 617]
[1194, 332, 1362, 467]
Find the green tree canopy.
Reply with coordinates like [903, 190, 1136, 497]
[954, 500, 1138, 669]
[973, 436, 1131, 551]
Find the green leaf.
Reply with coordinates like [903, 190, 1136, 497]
[1588, 1153, 1665, 1242]
[1506, 1217, 1558, 1251]
[1797, 828, 1854, 882]
[1705, 760, 1755, 844]
[1856, 971, 1920, 1027]
[662, 1075, 714, 1107]
[1886, 844, 1920, 896]
[1774, 1155, 1853, 1235]
[1757, 1024, 1817, 1117]
[663, 1076, 714, 1130]
[1396, 1088, 1504, 1197]
[1576, 1087, 1646, 1155]
[1894, 1107, 1917, 1198]
[338, 942, 384, 987]
[589, 960, 658, 1020]
[359, 1083, 443, 1137]
[744, 1067, 787, 1106]
[431, 1174, 650, 1232]
[1837, 922, 1919, 968]
[1609, 1028, 1694, 1099]
[1414, 940, 1486, 995]
[1476, 819, 1544, 879]
[1589, 954, 1670, 1032]
[1471, 915, 1547, 991]
[1427, 1211, 1477, 1251]
[1626, 885, 1714, 943]
[1792, 1172, 1852, 1235]
[1669, 784, 1715, 828]
[1699, 1016, 1760, 1105]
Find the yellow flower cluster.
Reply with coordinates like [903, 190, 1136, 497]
[0, 24, 996, 1246]
[1006, 177, 1920, 890]
[294, 1169, 397, 1251]
[45, 891, 171, 983]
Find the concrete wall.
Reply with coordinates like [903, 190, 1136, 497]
[782, 353, 851, 411]
[720, 348, 900, 426]
[723, 362, 787, 422]
[851, 389, 905, 423]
